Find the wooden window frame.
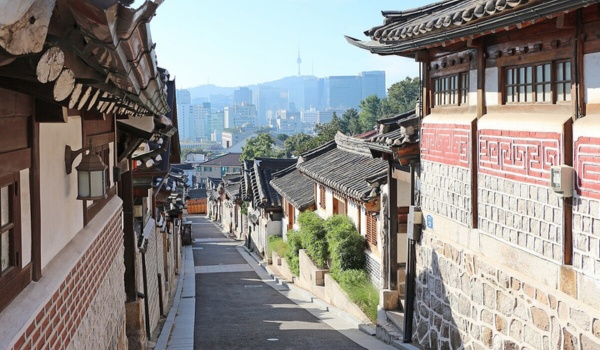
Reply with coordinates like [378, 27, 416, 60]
[0, 172, 30, 312]
[319, 185, 326, 210]
[503, 59, 572, 105]
[366, 213, 377, 248]
[432, 71, 469, 107]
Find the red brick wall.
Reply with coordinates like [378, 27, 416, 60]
[11, 211, 123, 350]
[421, 123, 471, 168]
[479, 130, 562, 186]
[575, 136, 600, 200]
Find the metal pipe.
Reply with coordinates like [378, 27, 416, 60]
[141, 252, 151, 338]
[403, 161, 417, 343]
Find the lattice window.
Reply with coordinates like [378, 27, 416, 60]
[366, 213, 377, 247]
[433, 72, 469, 107]
[505, 60, 571, 104]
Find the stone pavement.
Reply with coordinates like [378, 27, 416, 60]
[154, 217, 415, 350]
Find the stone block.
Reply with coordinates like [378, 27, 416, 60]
[531, 306, 550, 331]
[559, 266, 577, 298]
[381, 289, 399, 310]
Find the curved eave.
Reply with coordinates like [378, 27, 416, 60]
[347, 0, 600, 56]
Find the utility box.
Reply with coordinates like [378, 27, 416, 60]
[182, 221, 192, 245]
[407, 206, 422, 241]
[550, 165, 574, 198]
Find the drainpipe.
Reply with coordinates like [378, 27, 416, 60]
[141, 251, 151, 338]
[403, 161, 417, 343]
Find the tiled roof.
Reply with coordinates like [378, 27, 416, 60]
[253, 158, 297, 209]
[242, 158, 297, 209]
[270, 165, 315, 211]
[200, 153, 242, 167]
[188, 189, 207, 199]
[366, 110, 420, 157]
[222, 173, 242, 200]
[346, 0, 597, 56]
[297, 133, 387, 201]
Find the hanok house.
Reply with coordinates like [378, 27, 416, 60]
[297, 132, 389, 289]
[349, 0, 600, 348]
[220, 173, 243, 239]
[270, 163, 316, 239]
[0, 1, 180, 350]
[241, 158, 297, 256]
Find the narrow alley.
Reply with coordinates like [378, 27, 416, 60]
[159, 215, 398, 350]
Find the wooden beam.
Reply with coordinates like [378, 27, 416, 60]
[30, 119, 41, 281]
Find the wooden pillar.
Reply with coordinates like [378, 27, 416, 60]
[121, 168, 138, 302]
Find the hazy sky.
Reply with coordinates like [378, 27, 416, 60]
[138, 0, 431, 89]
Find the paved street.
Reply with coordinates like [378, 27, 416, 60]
[185, 215, 394, 350]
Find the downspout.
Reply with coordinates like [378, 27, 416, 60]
[403, 58, 424, 343]
[403, 161, 417, 343]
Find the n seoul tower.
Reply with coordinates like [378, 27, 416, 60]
[297, 47, 302, 76]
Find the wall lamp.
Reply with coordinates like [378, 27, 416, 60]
[65, 145, 108, 200]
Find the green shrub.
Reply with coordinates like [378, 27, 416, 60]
[285, 230, 304, 276]
[298, 212, 328, 268]
[325, 215, 365, 276]
[268, 235, 288, 257]
[337, 269, 379, 322]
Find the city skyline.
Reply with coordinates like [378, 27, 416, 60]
[131, 0, 430, 89]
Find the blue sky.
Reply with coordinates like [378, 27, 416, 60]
[139, 0, 431, 89]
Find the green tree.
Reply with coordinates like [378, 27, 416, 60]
[181, 147, 203, 160]
[284, 133, 314, 157]
[387, 76, 420, 114]
[341, 108, 361, 135]
[240, 133, 277, 160]
[358, 95, 381, 133]
[277, 133, 289, 142]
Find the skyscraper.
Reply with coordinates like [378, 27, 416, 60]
[256, 86, 289, 127]
[360, 71, 386, 99]
[327, 76, 362, 109]
[233, 87, 252, 106]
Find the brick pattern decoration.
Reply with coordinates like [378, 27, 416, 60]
[421, 123, 471, 168]
[421, 160, 473, 227]
[479, 130, 562, 186]
[413, 231, 600, 350]
[146, 228, 166, 336]
[575, 137, 600, 200]
[573, 197, 600, 277]
[10, 211, 124, 350]
[365, 253, 382, 289]
[479, 174, 564, 263]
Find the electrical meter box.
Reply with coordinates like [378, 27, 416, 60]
[550, 165, 573, 198]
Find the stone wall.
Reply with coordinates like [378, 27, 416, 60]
[421, 160, 473, 227]
[145, 221, 166, 337]
[365, 251, 382, 289]
[479, 174, 564, 263]
[413, 231, 600, 350]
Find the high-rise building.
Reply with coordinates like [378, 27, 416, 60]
[360, 71, 386, 99]
[256, 86, 289, 127]
[224, 104, 257, 128]
[194, 102, 211, 140]
[327, 76, 362, 110]
[233, 87, 252, 106]
[176, 89, 191, 104]
[176, 89, 193, 141]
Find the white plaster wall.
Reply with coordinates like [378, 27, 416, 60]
[485, 67, 499, 106]
[346, 200, 361, 230]
[40, 117, 84, 269]
[325, 188, 333, 218]
[584, 52, 600, 104]
[468, 69, 478, 106]
[397, 179, 411, 207]
[20, 169, 32, 266]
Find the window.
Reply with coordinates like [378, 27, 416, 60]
[0, 172, 25, 312]
[433, 72, 469, 107]
[204, 167, 212, 172]
[319, 185, 326, 209]
[505, 60, 571, 104]
[366, 213, 377, 247]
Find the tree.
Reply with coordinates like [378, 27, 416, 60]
[358, 95, 381, 132]
[277, 133, 289, 142]
[341, 108, 361, 135]
[387, 76, 420, 114]
[284, 133, 314, 157]
[240, 133, 277, 160]
[181, 147, 203, 160]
